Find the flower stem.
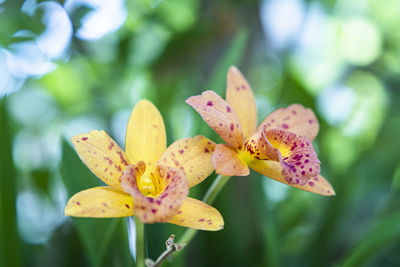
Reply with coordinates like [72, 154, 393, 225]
[178, 174, 230, 244]
[202, 174, 230, 205]
[134, 217, 145, 267]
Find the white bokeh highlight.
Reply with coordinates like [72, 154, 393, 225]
[65, 0, 127, 41]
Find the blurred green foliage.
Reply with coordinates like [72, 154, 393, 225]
[1, 0, 400, 266]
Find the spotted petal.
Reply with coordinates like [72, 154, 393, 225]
[159, 136, 216, 188]
[65, 186, 134, 218]
[121, 162, 188, 223]
[71, 130, 130, 189]
[167, 197, 224, 231]
[212, 144, 249, 176]
[125, 100, 167, 172]
[186, 90, 243, 149]
[226, 66, 257, 139]
[264, 128, 320, 185]
[249, 160, 335, 196]
[258, 104, 319, 141]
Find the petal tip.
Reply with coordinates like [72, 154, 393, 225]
[64, 208, 70, 217]
[327, 188, 336, 196]
[136, 99, 153, 106]
[185, 95, 195, 106]
[228, 65, 239, 73]
[321, 177, 336, 196]
[134, 100, 160, 115]
[64, 200, 78, 217]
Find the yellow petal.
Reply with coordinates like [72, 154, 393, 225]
[258, 104, 319, 141]
[71, 130, 130, 189]
[212, 144, 249, 176]
[65, 186, 134, 218]
[158, 136, 215, 188]
[186, 90, 243, 149]
[226, 66, 257, 139]
[125, 100, 166, 171]
[121, 163, 188, 223]
[167, 197, 224, 231]
[249, 160, 335, 196]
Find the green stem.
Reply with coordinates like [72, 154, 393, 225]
[178, 175, 230, 244]
[202, 174, 230, 204]
[134, 217, 145, 267]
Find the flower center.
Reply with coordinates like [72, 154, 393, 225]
[138, 171, 165, 198]
[237, 148, 255, 165]
[266, 137, 291, 158]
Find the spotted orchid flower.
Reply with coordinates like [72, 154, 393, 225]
[64, 100, 224, 230]
[186, 67, 335, 196]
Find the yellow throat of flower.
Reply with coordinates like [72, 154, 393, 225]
[267, 137, 291, 158]
[138, 171, 165, 198]
[237, 149, 255, 165]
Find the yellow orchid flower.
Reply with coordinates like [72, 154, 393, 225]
[64, 100, 224, 230]
[186, 66, 335, 196]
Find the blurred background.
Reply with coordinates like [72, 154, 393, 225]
[1, 0, 400, 266]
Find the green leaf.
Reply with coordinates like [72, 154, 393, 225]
[0, 97, 22, 267]
[340, 212, 400, 267]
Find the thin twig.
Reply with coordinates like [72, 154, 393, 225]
[145, 235, 186, 267]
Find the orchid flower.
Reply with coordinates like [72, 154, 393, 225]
[186, 67, 335, 196]
[65, 100, 224, 230]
